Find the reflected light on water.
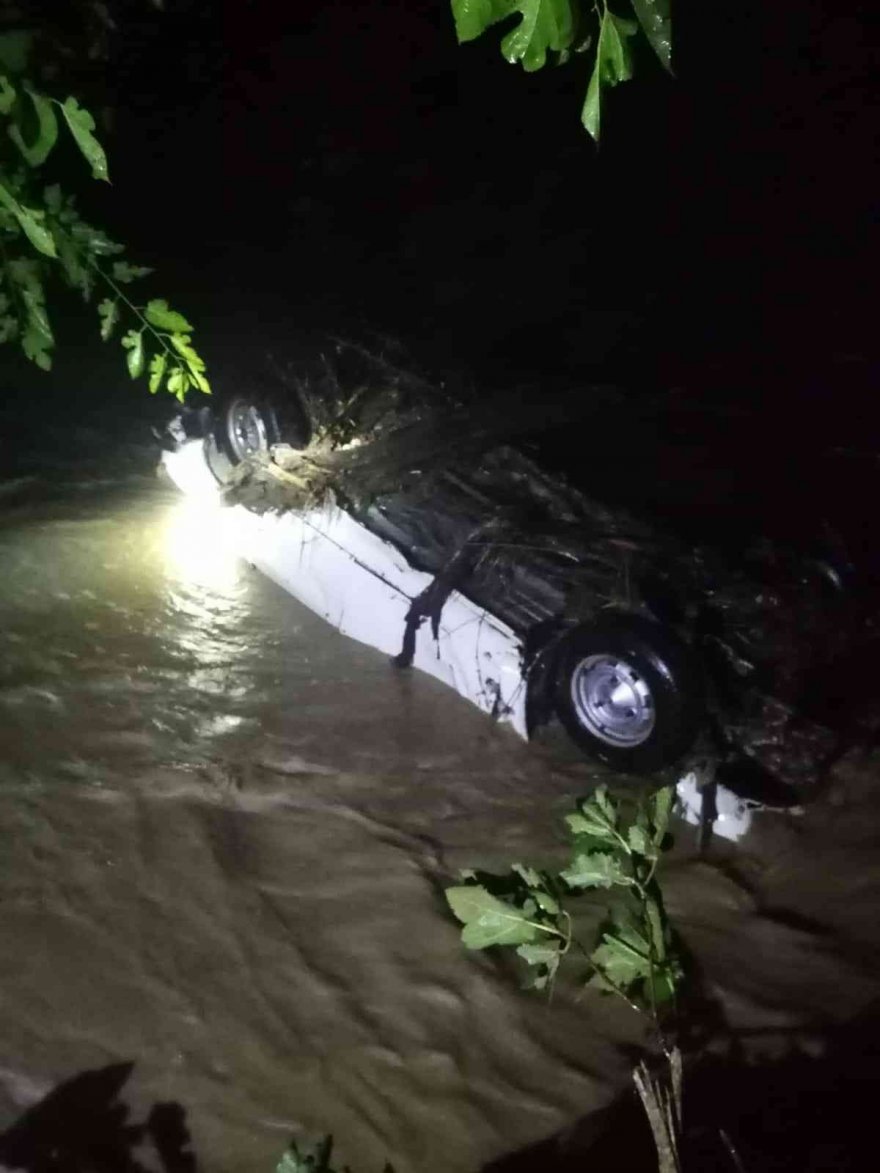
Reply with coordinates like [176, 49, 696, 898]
[162, 497, 243, 592]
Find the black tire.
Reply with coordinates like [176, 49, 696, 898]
[553, 615, 703, 774]
[220, 391, 312, 465]
[220, 396, 280, 464]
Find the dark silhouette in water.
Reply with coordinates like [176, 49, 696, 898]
[0, 1062, 196, 1172]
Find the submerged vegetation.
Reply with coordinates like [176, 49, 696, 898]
[446, 783, 686, 1171]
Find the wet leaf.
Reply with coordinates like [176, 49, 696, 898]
[167, 365, 190, 402]
[511, 862, 542, 887]
[7, 257, 53, 369]
[561, 849, 630, 889]
[565, 788, 619, 844]
[17, 205, 55, 257]
[650, 785, 674, 845]
[145, 297, 192, 333]
[451, 0, 518, 44]
[111, 260, 152, 283]
[9, 88, 58, 166]
[148, 352, 167, 395]
[591, 929, 651, 989]
[446, 884, 542, 948]
[22, 320, 52, 369]
[0, 183, 56, 256]
[60, 97, 109, 181]
[121, 328, 144, 378]
[627, 823, 652, 857]
[648, 963, 678, 1005]
[531, 889, 559, 914]
[517, 939, 561, 988]
[0, 75, 15, 115]
[97, 297, 118, 341]
[57, 235, 91, 298]
[516, 941, 559, 966]
[170, 332, 210, 393]
[500, 0, 575, 71]
[643, 893, 666, 963]
[631, 0, 671, 72]
[453, 0, 575, 71]
[581, 8, 639, 141]
[274, 1134, 334, 1173]
[71, 220, 123, 256]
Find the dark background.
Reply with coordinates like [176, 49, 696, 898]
[4, 0, 877, 543]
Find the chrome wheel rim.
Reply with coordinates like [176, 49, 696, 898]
[228, 401, 269, 460]
[570, 654, 655, 747]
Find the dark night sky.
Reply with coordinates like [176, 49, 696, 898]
[25, 0, 879, 445]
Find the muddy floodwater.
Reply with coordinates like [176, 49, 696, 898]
[1, 444, 879, 1170]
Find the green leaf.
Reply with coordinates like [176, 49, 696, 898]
[451, 0, 518, 44]
[16, 205, 55, 257]
[452, 0, 574, 70]
[274, 1135, 334, 1173]
[22, 320, 52, 368]
[590, 929, 651, 989]
[564, 787, 620, 845]
[561, 850, 630, 889]
[144, 298, 192, 333]
[627, 822, 652, 857]
[516, 941, 559, 967]
[581, 7, 639, 141]
[60, 97, 109, 182]
[650, 785, 674, 845]
[121, 328, 144, 379]
[511, 862, 542, 887]
[167, 366, 190, 403]
[648, 963, 678, 1004]
[97, 298, 118, 341]
[0, 314, 18, 344]
[516, 939, 561, 988]
[70, 219, 123, 256]
[9, 88, 59, 167]
[0, 75, 15, 115]
[631, 0, 671, 72]
[0, 182, 56, 257]
[531, 889, 559, 914]
[643, 893, 666, 963]
[190, 366, 211, 394]
[7, 256, 53, 369]
[169, 333, 205, 369]
[581, 55, 602, 140]
[500, 0, 575, 72]
[111, 260, 153, 284]
[445, 884, 542, 949]
[170, 332, 210, 394]
[148, 352, 167, 395]
[0, 31, 33, 76]
[56, 235, 91, 299]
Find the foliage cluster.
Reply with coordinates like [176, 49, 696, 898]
[451, 0, 672, 139]
[0, 20, 207, 400]
[445, 783, 682, 1013]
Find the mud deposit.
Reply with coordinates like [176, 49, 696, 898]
[1, 456, 879, 1170]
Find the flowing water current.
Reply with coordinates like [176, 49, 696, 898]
[1, 440, 879, 1171]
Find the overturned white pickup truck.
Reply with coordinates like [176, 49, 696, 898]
[159, 388, 851, 840]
